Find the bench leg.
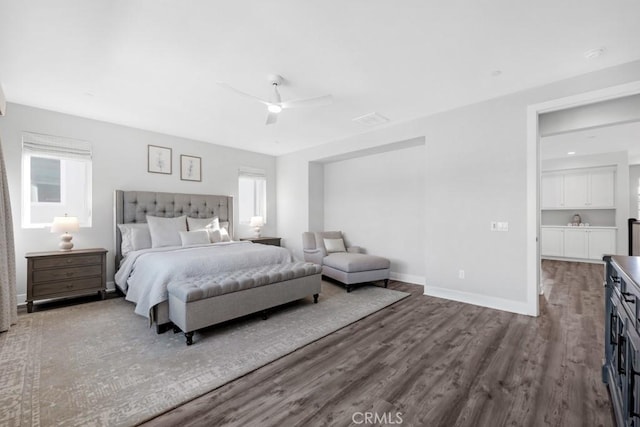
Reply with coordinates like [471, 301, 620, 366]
[185, 332, 194, 346]
[384, 279, 389, 288]
[261, 309, 268, 320]
[313, 293, 319, 303]
[346, 284, 352, 293]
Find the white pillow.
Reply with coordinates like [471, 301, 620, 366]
[324, 238, 346, 253]
[118, 223, 152, 256]
[179, 230, 211, 246]
[219, 227, 231, 242]
[146, 215, 187, 248]
[209, 227, 232, 243]
[186, 216, 219, 231]
[208, 228, 222, 243]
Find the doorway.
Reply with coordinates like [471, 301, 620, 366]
[526, 81, 640, 316]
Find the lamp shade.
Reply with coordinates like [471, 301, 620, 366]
[50, 216, 80, 234]
[249, 216, 264, 227]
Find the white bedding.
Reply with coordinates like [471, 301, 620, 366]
[115, 241, 293, 318]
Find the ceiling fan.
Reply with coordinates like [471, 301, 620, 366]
[217, 74, 332, 125]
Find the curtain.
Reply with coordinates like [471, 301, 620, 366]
[0, 137, 17, 332]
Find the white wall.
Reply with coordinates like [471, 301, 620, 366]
[0, 103, 277, 303]
[631, 164, 640, 219]
[542, 151, 629, 255]
[323, 145, 425, 284]
[277, 59, 640, 315]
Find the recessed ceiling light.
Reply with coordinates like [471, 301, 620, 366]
[568, 151, 576, 155]
[491, 70, 502, 77]
[583, 47, 606, 59]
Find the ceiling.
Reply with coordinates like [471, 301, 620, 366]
[541, 121, 640, 163]
[1, 1, 639, 156]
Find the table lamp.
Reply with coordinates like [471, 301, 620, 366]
[51, 214, 80, 250]
[249, 216, 264, 238]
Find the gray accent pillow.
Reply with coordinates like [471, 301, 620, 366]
[324, 238, 346, 253]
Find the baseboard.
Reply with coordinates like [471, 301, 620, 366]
[424, 285, 533, 316]
[390, 272, 425, 286]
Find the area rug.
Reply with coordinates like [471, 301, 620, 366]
[0, 283, 408, 426]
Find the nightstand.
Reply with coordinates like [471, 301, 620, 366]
[240, 237, 281, 247]
[25, 248, 108, 313]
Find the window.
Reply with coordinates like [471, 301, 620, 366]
[22, 132, 92, 228]
[238, 169, 266, 224]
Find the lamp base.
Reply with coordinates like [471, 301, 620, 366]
[59, 234, 74, 251]
[253, 227, 262, 238]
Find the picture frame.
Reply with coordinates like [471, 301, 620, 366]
[147, 145, 172, 174]
[180, 154, 202, 182]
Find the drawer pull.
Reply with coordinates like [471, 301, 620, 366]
[623, 292, 636, 304]
[611, 276, 621, 284]
[630, 367, 640, 418]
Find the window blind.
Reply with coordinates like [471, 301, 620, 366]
[22, 132, 92, 161]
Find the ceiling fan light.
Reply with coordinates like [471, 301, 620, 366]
[267, 104, 282, 114]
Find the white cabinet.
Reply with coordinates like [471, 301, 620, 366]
[541, 174, 564, 209]
[540, 167, 615, 209]
[562, 172, 589, 208]
[540, 227, 616, 260]
[564, 229, 588, 259]
[587, 229, 616, 260]
[589, 168, 616, 207]
[541, 228, 564, 257]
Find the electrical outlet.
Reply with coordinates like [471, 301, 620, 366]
[459, 269, 465, 279]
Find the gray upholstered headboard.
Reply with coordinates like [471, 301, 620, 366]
[114, 190, 234, 269]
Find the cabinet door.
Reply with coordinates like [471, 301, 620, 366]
[589, 169, 615, 208]
[627, 327, 640, 423]
[588, 229, 616, 260]
[564, 229, 588, 259]
[563, 172, 589, 208]
[541, 174, 564, 208]
[541, 228, 564, 256]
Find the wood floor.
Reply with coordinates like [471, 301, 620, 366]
[142, 261, 613, 427]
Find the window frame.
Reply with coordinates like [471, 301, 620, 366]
[21, 132, 93, 229]
[238, 168, 267, 225]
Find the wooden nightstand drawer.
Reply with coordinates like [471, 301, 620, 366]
[33, 264, 102, 283]
[26, 248, 108, 313]
[32, 277, 103, 298]
[32, 254, 102, 270]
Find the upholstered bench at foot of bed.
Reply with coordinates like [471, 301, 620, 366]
[167, 262, 322, 345]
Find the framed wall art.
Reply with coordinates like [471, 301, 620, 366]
[180, 154, 201, 182]
[147, 145, 172, 174]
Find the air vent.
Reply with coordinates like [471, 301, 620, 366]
[352, 112, 390, 127]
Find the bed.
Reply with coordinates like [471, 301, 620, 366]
[113, 190, 292, 331]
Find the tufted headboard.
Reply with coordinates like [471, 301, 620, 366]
[114, 190, 234, 269]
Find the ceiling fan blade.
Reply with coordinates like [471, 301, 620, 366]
[216, 82, 270, 106]
[265, 110, 278, 125]
[280, 94, 332, 109]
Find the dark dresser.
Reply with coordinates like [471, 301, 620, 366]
[239, 237, 281, 247]
[604, 255, 640, 426]
[25, 248, 108, 312]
